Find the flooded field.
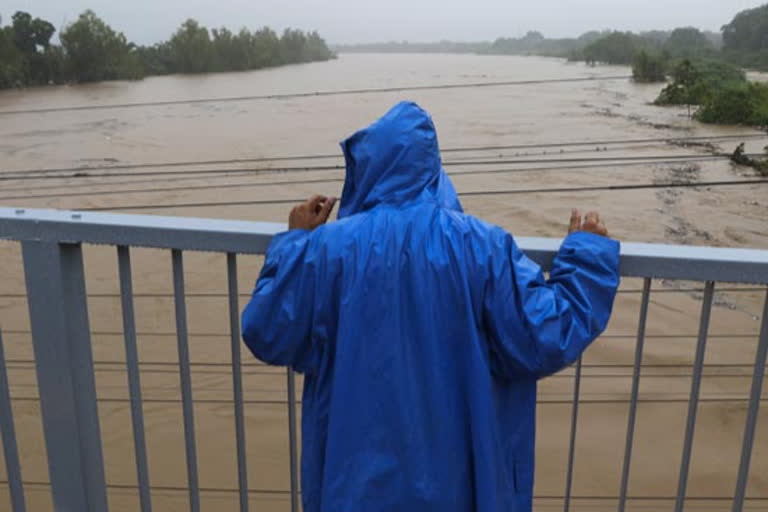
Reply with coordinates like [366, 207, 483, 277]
[1, 53, 767, 511]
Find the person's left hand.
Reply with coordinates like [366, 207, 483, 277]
[568, 209, 609, 237]
[289, 195, 337, 231]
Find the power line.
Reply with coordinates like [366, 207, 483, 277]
[0, 75, 631, 116]
[70, 178, 768, 211]
[0, 153, 739, 183]
[0, 156, 727, 197]
[0, 156, 733, 202]
[0, 169, 258, 194]
[3, 133, 762, 175]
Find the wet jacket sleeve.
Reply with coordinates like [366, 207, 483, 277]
[241, 229, 319, 374]
[482, 230, 620, 378]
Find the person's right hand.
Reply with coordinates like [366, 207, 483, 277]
[288, 195, 337, 231]
[568, 209, 608, 237]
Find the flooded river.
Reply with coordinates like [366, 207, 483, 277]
[1, 53, 767, 511]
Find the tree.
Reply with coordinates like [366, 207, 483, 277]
[10, 11, 58, 85]
[211, 27, 240, 71]
[632, 50, 667, 83]
[251, 27, 282, 68]
[664, 27, 714, 59]
[12, 11, 55, 52]
[60, 10, 143, 82]
[655, 59, 749, 121]
[168, 19, 214, 73]
[2, 10, 335, 89]
[696, 81, 768, 127]
[582, 32, 639, 65]
[722, 4, 768, 53]
[136, 42, 173, 75]
[0, 19, 24, 88]
[304, 31, 334, 62]
[722, 4, 768, 70]
[675, 59, 698, 117]
[279, 28, 308, 63]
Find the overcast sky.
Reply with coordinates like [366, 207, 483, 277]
[2, 0, 766, 45]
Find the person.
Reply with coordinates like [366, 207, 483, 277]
[241, 101, 620, 512]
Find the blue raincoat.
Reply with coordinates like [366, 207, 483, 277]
[242, 102, 620, 512]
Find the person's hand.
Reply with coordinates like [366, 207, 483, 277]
[289, 195, 337, 231]
[568, 209, 608, 237]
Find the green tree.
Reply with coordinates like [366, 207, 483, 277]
[722, 4, 768, 70]
[136, 42, 173, 75]
[279, 28, 308, 63]
[663, 27, 715, 59]
[60, 10, 143, 82]
[0, 19, 25, 88]
[251, 27, 282, 67]
[168, 19, 214, 73]
[696, 81, 768, 126]
[582, 32, 640, 65]
[2, 10, 335, 89]
[632, 50, 667, 82]
[10, 11, 58, 85]
[304, 31, 334, 62]
[211, 27, 240, 71]
[722, 4, 768, 53]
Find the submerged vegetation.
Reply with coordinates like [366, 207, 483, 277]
[730, 143, 768, 175]
[0, 9, 335, 88]
[653, 59, 768, 127]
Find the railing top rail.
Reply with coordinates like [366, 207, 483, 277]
[0, 207, 283, 255]
[2, 207, 768, 284]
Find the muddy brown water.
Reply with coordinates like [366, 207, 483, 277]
[0, 53, 767, 511]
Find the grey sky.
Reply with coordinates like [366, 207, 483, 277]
[2, 0, 765, 45]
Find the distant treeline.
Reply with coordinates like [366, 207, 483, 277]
[334, 41, 490, 54]
[333, 29, 723, 61]
[335, 3, 768, 72]
[0, 10, 335, 89]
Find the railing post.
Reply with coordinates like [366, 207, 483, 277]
[731, 288, 768, 512]
[563, 357, 582, 512]
[171, 249, 200, 512]
[0, 329, 26, 512]
[21, 241, 109, 512]
[117, 246, 152, 512]
[618, 278, 652, 512]
[227, 253, 249, 512]
[674, 281, 715, 512]
[287, 369, 299, 512]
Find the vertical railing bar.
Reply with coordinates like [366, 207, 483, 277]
[227, 253, 249, 512]
[617, 278, 652, 512]
[171, 249, 200, 512]
[731, 287, 768, 512]
[117, 246, 152, 512]
[674, 280, 715, 512]
[287, 368, 299, 512]
[563, 356, 583, 512]
[22, 241, 108, 512]
[0, 329, 26, 512]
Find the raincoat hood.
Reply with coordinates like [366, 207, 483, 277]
[338, 101, 463, 218]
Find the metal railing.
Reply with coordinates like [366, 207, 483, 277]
[0, 206, 767, 512]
